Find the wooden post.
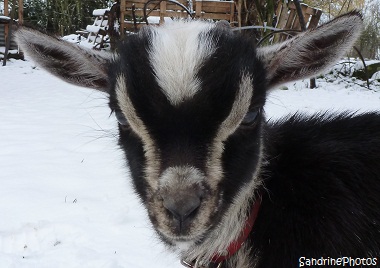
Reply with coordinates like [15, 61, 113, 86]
[195, 0, 202, 18]
[159, 0, 167, 24]
[237, 0, 242, 27]
[294, 0, 316, 89]
[4, 0, 9, 46]
[18, 0, 23, 25]
[293, 0, 306, 31]
[229, 0, 235, 26]
[120, 0, 125, 36]
[3, 0, 15, 66]
[309, 9, 322, 29]
[2, 16, 12, 66]
[4, 0, 9, 16]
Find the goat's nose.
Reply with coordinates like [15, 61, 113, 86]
[163, 194, 201, 222]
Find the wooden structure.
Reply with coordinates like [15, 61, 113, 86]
[0, 0, 321, 55]
[78, 9, 110, 49]
[195, 0, 235, 23]
[274, 1, 322, 42]
[120, 0, 190, 32]
[1, 0, 23, 44]
[1, 0, 23, 24]
[117, 0, 322, 38]
[119, 0, 236, 34]
[0, 16, 11, 47]
[1, 0, 23, 64]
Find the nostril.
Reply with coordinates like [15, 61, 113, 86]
[163, 195, 201, 222]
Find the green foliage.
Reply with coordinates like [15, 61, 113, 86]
[23, 0, 49, 29]
[358, 1, 380, 59]
[303, 0, 365, 18]
[241, 0, 280, 42]
[20, 0, 109, 35]
[303, 0, 379, 59]
[352, 62, 380, 80]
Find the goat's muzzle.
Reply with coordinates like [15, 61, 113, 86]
[162, 188, 203, 234]
[156, 166, 211, 237]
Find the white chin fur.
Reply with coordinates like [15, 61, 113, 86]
[173, 241, 195, 255]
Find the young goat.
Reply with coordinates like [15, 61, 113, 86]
[16, 12, 380, 268]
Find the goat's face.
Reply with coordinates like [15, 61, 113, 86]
[109, 22, 267, 243]
[15, 12, 363, 250]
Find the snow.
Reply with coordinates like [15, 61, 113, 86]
[0, 60, 179, 268]
[93, 9, 109, 16]
[1, 58, 380, 268]
[61, 34, 106, 50]
[266, 78, 380, 117]
[147, 16, 173, 24]
[61, 34, 81, 44]
[373, 71, 380, 80]
[353, 59, 380, 70]
[86, 25, 100, 34]
[0, 47, 18, 54]
[0, 15, 10, 21]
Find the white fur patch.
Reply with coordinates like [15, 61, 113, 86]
[116, 74, 160, 190]
[160, 166, 206, 188]
[148, 21, 217, 106]
[207, 73, 254, 189]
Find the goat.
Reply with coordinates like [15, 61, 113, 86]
[15, 12, 380, 268]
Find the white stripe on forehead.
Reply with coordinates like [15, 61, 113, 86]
[148, 21, 217, 106]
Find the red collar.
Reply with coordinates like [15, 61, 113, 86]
[211, 195, 262, 264]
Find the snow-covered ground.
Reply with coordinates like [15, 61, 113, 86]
[1, 59, 379, 268]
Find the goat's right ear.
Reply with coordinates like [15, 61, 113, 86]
[15, 28, 111, 92]
[257, 11, 363, 89]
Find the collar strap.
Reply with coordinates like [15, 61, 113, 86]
[210, 195, 262, 264]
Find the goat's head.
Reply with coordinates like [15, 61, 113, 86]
[15, 12, 362, 252]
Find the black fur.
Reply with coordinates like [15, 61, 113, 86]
[108, 23, 380, 267]
[109, 27, 267, 208]
[110, 28, 380, 266]
[249, 113, 380, 267]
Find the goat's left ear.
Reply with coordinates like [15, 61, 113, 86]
[257, 11, 363, 89]
[15, 28, 111, 92]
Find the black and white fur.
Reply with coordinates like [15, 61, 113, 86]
[15, 12, 380, 268]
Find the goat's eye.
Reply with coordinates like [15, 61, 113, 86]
[114, 110, 129, 126]
[241, 109, 261, 126]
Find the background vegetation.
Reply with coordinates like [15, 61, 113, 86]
[1, 0, 109, 35]
[1, 0, 379, 58]
[230, 0, 379, 59]
[304, 0, 380, 59]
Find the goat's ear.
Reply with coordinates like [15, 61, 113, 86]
[15, 28, 111, 92]
[257, 11, 363, 89]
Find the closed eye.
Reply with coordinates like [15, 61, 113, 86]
[241, 108, 261, 127]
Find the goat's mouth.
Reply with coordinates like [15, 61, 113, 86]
[151, 208, 214, 244]
[157, 229, 206, 244]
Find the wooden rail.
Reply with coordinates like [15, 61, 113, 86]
[98, 0, 322, 47]
[119, 0, 236, 34]
[275, 1, 322, 42]
[195, 0, 235, 22]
